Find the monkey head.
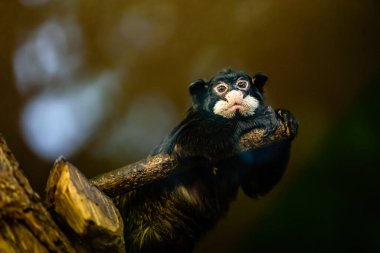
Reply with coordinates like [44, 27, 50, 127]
[189, 69, 268, 119]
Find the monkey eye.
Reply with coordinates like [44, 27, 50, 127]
[236, 79, 249, 90]
[214, 83, 228, 94]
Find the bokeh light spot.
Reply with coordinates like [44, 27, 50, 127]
[21, 71, 120, 160]
[13, 19, 83, 93]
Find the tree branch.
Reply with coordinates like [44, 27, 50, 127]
[90, 109, 297, 197]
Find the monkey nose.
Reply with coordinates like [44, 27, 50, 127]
[225, 90, 243, 103]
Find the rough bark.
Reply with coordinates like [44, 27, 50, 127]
[0, 135, 125, 253]
[45, 157, 125, 253]
[0, 135, 75, 253]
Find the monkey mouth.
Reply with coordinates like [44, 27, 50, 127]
[225, 103, 246, 114]
[213, 96, 259, 118]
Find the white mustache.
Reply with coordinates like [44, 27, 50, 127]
[213, 90, 259, 118]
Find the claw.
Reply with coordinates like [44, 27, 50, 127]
[275, 109, 298, 138]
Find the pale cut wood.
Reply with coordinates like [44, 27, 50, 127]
[45, 157, 125, 253]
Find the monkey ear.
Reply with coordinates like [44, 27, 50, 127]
[252, 73, 268, 92]
[189, 79, 208, 109]
[188, 79, 208, 96]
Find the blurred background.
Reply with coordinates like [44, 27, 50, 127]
[0, 0, 379, 252]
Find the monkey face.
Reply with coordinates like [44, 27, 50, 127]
[189, 69, 267, 119]
[211, 77, 259, 118]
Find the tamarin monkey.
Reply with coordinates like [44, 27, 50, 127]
[115, 69, 298, 253]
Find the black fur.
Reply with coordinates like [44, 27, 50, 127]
[115, 69, 296, 253]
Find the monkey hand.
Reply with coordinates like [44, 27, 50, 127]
[275, 109, 298, 140]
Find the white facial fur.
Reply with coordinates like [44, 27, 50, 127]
[213, 90, 259, 118]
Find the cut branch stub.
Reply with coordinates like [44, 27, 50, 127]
[45, 157, 125, 253]
[91, 110, 297, 197]
[0, 135, 75, 253]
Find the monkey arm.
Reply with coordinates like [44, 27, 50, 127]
[238, 109, 298, 197]
[90, 110, 298, 198]
[234, 140, 291, 198]
[238, 109, 298, 151]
